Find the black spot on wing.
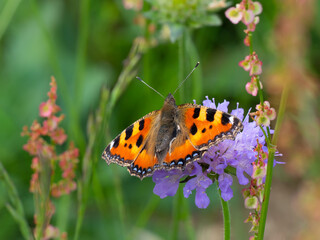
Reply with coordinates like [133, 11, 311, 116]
[202, 128, 206, 133]
[113, 136, 120, 148]
[136, 135, 143, 148]
[206, 109, 216, 122]
[221, 113, 230, 125]
[190, 123, 197, 135]
[192, 108, 200, 119]
[125, 125, 133, 140]
[129, 144, 132, 149]
[139, 119, 145, 131]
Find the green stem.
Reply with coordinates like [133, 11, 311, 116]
[219, 189, 231, 240]
[0, 0, 22, 41]
[255, 76, 264, 106]
[248, 32, 254, 55]
[74, 40, 144, 239]
[35, 155, 52, 240]
[181, 195, 196, 240]
[74, 0, 90, 119]
[113, 167, 126, 239]
[257, 83, 289, 239]
[73, 87, 109, 240]
[171, 186, 183, 240]
[0, 161, 33, 240]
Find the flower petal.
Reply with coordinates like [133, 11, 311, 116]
[225, 7, 243, 24]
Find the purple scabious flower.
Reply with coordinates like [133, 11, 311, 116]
[152, 97, 277, 207]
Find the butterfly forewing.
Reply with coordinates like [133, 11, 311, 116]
[180, 104, 243, 150]
[102, 110, 159, 167]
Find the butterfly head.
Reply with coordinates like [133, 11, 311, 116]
[164, 93, 176, 107]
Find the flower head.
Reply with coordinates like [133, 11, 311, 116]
[143, 0, 225, 42]
[152, 97, 279, 207]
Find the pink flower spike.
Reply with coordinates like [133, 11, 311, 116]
[243, 10, 254, 25]
[39, 101, 54, 118]
[225, 7, 243, 24]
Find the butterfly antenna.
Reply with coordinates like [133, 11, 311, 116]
[136, 76, 165, 99]
[173, 62, 200, 96]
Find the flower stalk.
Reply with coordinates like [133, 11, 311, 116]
[219, 189, 231, 240]
[257, 82, 289, 239]
[225, 1, 284, 238]
[22, 77, 79, 240]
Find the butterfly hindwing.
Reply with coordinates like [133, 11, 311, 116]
[127, 147, 158, 178]
[162, 136, 201, 168]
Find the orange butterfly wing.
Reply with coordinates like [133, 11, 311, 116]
[161, 104, 243, 167]
[102, 110, 159, 168]
[181, 104, 243, 150]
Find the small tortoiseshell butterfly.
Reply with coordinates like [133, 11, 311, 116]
[102, 63, 243, 179]
[102, 93, 243, 179]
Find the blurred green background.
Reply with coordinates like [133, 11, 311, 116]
[1, 0, 320, 239]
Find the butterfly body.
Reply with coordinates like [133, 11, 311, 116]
[102, 94, 243, 179]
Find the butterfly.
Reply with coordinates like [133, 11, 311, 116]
[102, 93, 243, 179]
